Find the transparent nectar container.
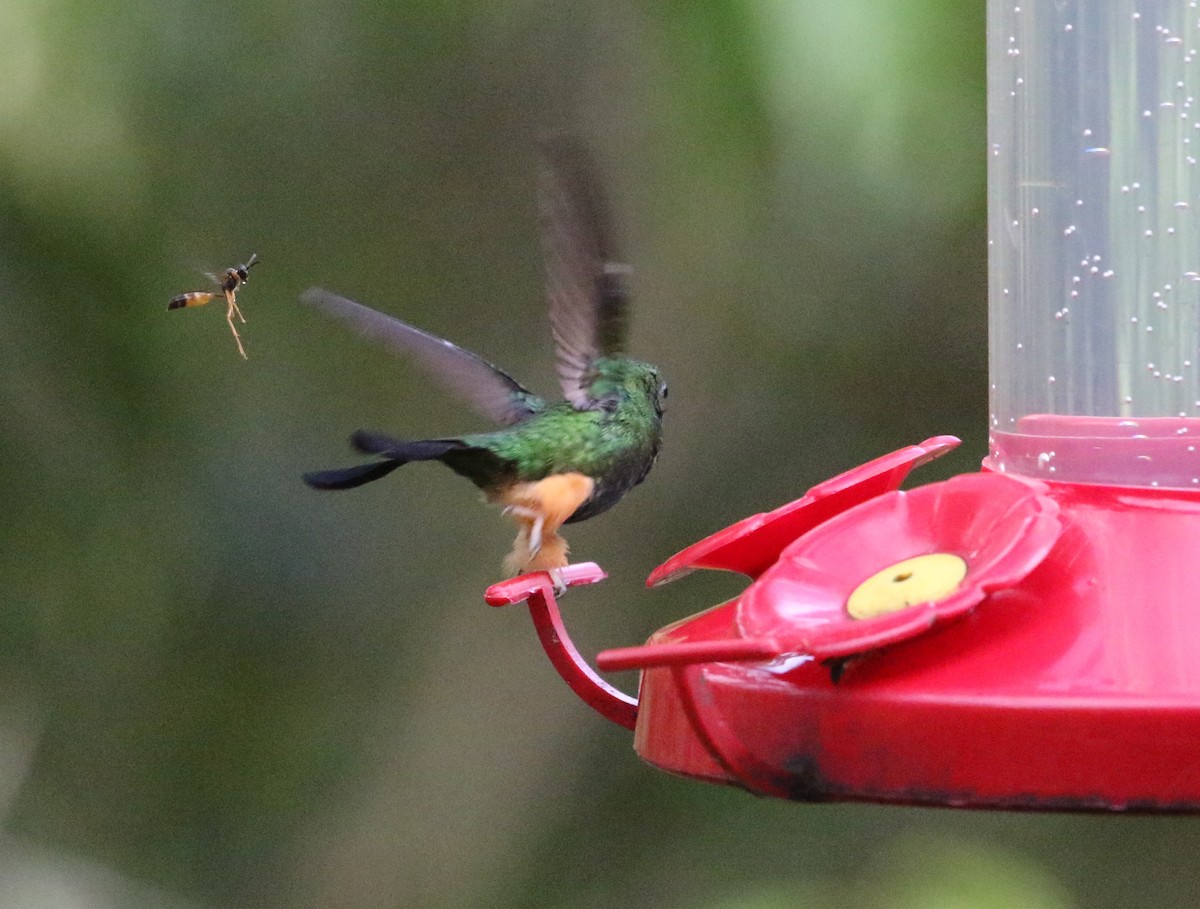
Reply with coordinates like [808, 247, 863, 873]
[988, 0, 1200, 488]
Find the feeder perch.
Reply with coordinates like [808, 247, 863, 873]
[487, 0, 1200, 810]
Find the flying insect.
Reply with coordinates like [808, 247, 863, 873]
[168, 253, 259, 359]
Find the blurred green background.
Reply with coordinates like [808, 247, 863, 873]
[2, 1, 1198, 907]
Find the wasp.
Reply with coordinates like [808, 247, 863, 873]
[168, 254, 259, 359]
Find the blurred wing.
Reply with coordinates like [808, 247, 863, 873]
[301, 288, 541, 426]
[538, 134, 630, 410]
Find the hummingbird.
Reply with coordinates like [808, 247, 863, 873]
[302, 136, 667, 581]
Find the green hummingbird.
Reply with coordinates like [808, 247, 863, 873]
[302, 136, 667, 580]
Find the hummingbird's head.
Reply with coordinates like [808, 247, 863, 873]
[590, 358, 667, 420]
[643, 365, 668, 419]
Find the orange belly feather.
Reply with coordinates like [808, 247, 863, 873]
[490, 472, 595, 575]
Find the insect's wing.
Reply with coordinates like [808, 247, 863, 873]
[538, 134, 630, 411]
[301, 288, 542, 426]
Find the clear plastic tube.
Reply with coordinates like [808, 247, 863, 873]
[988, 0, 1200, 487]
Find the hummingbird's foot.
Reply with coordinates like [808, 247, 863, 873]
[529, 515, 545, 557]
[504, 531, 569, 577]
[496, 474, 593, 576]
[502, 503, 539, 520]
[548, 568, 567, 597]
[501, 504, 545, 555]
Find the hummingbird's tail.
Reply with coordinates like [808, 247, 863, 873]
[302, 459, 405, 489]
[303, 432, 463, 490]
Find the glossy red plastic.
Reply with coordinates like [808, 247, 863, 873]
[486, 562, 638, 731]
[625, 469, 1200, 807]
[735, 472, 1061, 660]
[647, 436, 961, 586]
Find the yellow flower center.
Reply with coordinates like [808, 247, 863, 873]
[846, 553, 969, 620]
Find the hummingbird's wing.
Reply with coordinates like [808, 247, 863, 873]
[538, 134, 630, 411]
[301, 288, 542, 426]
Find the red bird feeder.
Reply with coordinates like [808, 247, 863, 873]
[487, 0, 1200, 809]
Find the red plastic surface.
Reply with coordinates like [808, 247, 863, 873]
[647, 435, 960, 586]
[485, 563, 638, 731]
[620, 475, 1200, 809]
[736, 472, 1061, 660]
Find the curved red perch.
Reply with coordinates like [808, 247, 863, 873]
[485, 563, 638, 731]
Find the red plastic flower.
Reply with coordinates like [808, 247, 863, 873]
[647, 435, 961, 587]
[736, 472, 1062, 661]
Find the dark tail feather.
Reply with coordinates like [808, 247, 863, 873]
[304, 433, 464, 491]
[350, 430, 461, 462]
[303, 459, 404, 490]
[351, 429, 401, 455]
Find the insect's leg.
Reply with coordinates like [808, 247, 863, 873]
[223, 291, 248, 359]
[225, 289, 246, 324]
